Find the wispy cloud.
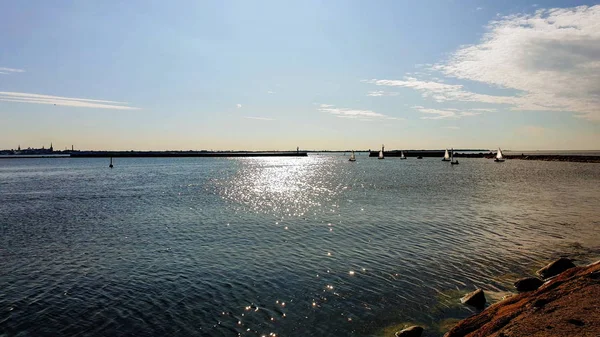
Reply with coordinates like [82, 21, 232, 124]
[367, 90, 399, 97]
[365, 5, 600, 120]
[236, 104, 242, 108]
[476, 7, 483, 11]
[318, 104, 399, 121]
[442, 126, 460, 129]
[244, 116, 274, 121]
[412, 106, 483, 120]
[0, 67, 25, 74]
[364, 77, 517, 105]
[267, 91, 275, 94]
[0, 91, 139, 110]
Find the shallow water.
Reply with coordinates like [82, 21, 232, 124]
[1, 155, 599, 336]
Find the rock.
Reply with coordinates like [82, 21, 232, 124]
[395, 325, 423, 337]
[461, 289, 486, 309]
[514, 277, 544, 292]
[537, 258, 576, 279]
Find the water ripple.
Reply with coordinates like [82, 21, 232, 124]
[1, 156, 599, 336]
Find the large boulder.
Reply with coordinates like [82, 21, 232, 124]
[514, 277, 544, 292]
[395, 325, 423, 337]
[461, 289, 486, 309]
[537, 257, 576, 280]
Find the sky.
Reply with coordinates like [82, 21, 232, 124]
[1, 0, 599, 151]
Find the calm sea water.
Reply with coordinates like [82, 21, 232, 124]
[1, 155, 599, 337]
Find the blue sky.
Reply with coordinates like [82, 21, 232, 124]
[1, 0, 599, 150]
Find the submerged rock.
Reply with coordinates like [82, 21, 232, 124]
[461, 289, 486, 309]
[514, 277, 544, 292]
[395, 325, 423, 337]
[537, 257, 576, 280]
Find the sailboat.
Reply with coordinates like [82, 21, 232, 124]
[378, 145, 385, 160]
[494, 148, 505, 162]
[450, 148, 459, 165]
[400, 151, 407, 160]
[442, 149, 451, 161]
[349, 150, 356, 162]
[109, 157, 114, 168]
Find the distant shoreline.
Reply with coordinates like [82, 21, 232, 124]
[1, 152, 599, 163]
[0, 151, 308, 159]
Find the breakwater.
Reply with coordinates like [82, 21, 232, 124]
[69, 151, 308, 158]
[505, 154, 600, 163]
[368, 150, 490, 158]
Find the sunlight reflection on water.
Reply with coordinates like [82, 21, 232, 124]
[214, 156, 338, 217]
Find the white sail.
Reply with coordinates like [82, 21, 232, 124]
[496, 148, 503, 159]
[400, 151, 405, 159]
[350, 151, 356, 161]
[378, 150, 384, 159]
[444, 149, 450, 160]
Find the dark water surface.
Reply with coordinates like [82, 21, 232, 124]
[1, 156, 599, 336]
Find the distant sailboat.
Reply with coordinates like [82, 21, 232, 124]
[400, 151, 406, 160]
[349, 150, 356, 162]
[109, 157, 114, 168]
[495, 148, 505, 162]
[378, 145, 385, 159]
[442, 149, 451, 161]
[450, 148, 459, 165]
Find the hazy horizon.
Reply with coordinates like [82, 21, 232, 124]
[2, 1, 599, 150]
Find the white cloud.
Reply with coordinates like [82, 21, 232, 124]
[0, 67, 25, 74]
[318, 104, 400, 121]
[411, 106, 483, 120]
[244, 116, 274, 121]
[476, 7, 483, 11]
[367, 90, 399, 97]
[365, 5, 600, 120]
[443, 126, 460, 129]
[416, 108, 458, 120]
[267, 91, 275, 94]
[459, 111, 482, 117]
[0, 91, 139, 110]
[438, 5, 600, 119]
[236, 104, 242, 108]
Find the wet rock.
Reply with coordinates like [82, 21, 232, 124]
[537, 258, 576, 280]
[567, 318, 585, 326]
[395, 325, 423, 337]
[514, 277, 544, 292]
[532, 298, 549, 309]
[461, 289, 486, 309]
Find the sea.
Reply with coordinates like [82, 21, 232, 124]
[1, 155, 599, 337]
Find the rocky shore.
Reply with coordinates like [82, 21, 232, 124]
[444, 259, 600, 336]
[387, 258, 600, 337]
